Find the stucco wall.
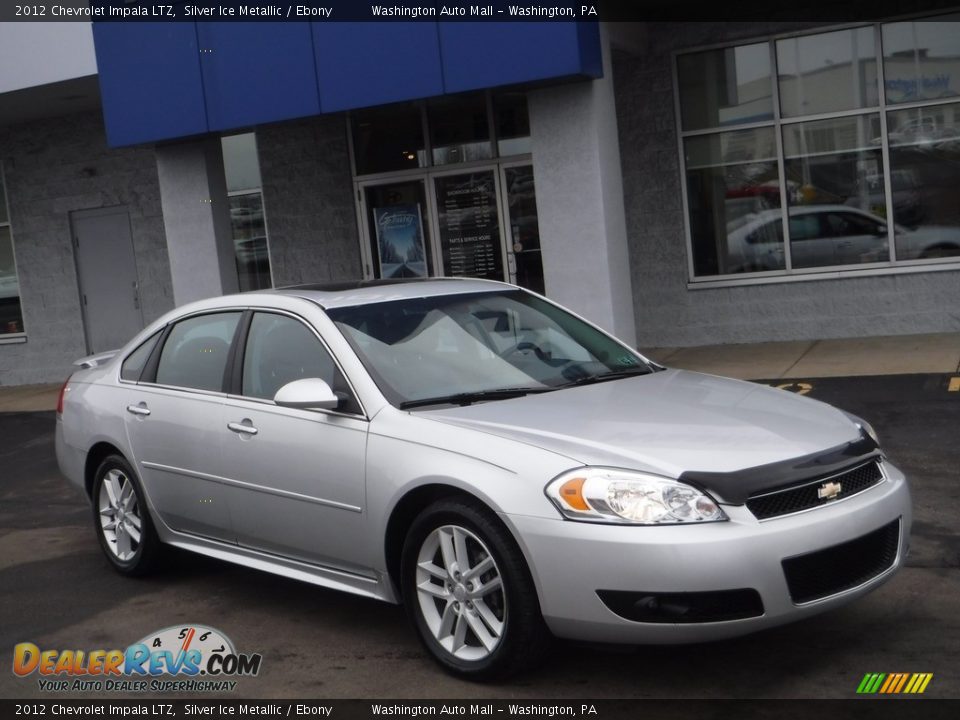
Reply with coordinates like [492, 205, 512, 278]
[0, 110, 171, 385]
[256, 115, 362, 286]
[613, 21, 960, 348]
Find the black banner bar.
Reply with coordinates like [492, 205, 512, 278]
[1, 700, 959, 720]
[2, 0, 959, 23]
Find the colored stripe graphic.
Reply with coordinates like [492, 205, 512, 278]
[893, 673, 909, 693]
[879, 674, 896, 693]
[857, 672, 933, 694]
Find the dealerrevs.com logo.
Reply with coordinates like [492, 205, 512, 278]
[12, 625, 262, 693]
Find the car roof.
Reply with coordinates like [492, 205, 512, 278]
[742, 204, 882, 225]
[270, 277, 511, 309]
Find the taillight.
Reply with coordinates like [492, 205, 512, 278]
[56, 375, 72, 416]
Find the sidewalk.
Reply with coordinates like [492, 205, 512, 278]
[644, 331, 960, 381]
[1, 332, 959, 412]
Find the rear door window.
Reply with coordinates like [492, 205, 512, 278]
[155, 313, 241, 392]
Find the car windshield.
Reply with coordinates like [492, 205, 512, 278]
[327, 289, 654, 408]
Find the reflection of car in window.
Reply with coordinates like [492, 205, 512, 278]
[0, 271, 18, 300]
[229, 205, 264, 224]
[845, 170, 923, 228]
[725, 205, 960, 272]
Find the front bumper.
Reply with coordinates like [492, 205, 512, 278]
[502, 459, 911, 644]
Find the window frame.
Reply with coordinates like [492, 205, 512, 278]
[0, 161, 26, 344]
[119, 307, 367, 418]
[126, 310, 244, 397]
[673, 12, 960, 289]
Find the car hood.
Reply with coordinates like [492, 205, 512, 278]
[420, 369, 862, 496]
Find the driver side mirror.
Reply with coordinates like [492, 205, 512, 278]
[274, 378, 340, 411]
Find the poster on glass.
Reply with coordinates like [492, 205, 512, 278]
[373, 205, 428, 279]
[435, 171, 504, 281]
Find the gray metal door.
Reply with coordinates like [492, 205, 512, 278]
[71, 206, 143, 353]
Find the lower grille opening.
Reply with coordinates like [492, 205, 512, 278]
[782, 518, 901, 604]
[597, 588, 764, 623]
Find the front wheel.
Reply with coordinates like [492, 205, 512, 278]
[401, 498, 551, 680]
[92, 455, 161, 576]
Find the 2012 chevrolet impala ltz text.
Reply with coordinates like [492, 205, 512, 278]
[55, 278, 911, 679]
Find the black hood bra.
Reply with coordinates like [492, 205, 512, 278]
[680, 433, 881, 505]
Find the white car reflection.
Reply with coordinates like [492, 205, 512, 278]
[726, 205, 960, 272]
[0, 271, 18, 301]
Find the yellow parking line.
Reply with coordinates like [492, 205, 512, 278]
[949, 377, 960, 392]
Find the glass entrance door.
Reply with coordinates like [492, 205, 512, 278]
[432, 169, 506, 281]
[501, 163, 545, 294]
[356, 165, 545, 293]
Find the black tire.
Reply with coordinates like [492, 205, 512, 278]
[91, 454, 161, 576]
[401, 497, 552, 680]
[920, 244, 960, 259]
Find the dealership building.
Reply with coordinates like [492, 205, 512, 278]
[1, 6, 959, 386]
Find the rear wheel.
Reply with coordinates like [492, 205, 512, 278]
[919, 244, 960, 259]
[401, 498, 551, 680]
[92, 455, 160, 576]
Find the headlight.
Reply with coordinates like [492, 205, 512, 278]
[844, 412, 880, 446]
[545, 468, 727, 525]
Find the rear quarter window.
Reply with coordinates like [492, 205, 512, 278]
[120, 332, 161, 382]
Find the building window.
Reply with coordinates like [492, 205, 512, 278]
[676, 15, 960, 283]
[352, 103, 427, 175]
[0, 165, 25, 337]
[350, 90, 532, 177]
[428, 93, 493, 165]
[222, 133, 273, 292]
[677, 43, 773, 130]
[495, 90, 532, 156]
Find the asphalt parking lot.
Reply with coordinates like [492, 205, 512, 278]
[0, 373, 957, 700]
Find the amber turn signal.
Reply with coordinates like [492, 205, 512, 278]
[559, 477, 590, 511]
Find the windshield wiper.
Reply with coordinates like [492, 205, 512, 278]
[399, 387, 553, 410]
[560, 367, 653, 388]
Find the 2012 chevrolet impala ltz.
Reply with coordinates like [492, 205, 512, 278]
[56, 278, 911, 679]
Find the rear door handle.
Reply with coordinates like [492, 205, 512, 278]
[126, 404, 151, 417]
[227, 421, 258, 436]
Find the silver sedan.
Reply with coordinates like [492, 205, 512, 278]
[55, 278, 911, 679]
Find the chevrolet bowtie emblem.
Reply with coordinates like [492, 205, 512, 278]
[818, 480, 842, 500]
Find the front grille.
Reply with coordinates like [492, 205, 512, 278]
[782, 519, 900, 604]
[597, 589, 764, 623]
[746, 460, 884, 520]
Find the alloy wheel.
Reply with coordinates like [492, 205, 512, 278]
[414, 524, 506, 661]
[98, 468, 143, 561]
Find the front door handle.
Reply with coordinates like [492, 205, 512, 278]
[126, 403, 151, 417]
[227, 421, 258, 436]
